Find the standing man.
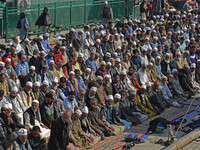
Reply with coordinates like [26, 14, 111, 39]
[35, 7, 51, 34]
[102, 1, 113, 25]
[48, 109, 72, 150]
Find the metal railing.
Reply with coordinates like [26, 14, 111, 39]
[3, 0, 139, 40]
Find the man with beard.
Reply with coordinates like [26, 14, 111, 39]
[49, 89, 65, 114]
[38, 80, 49, 104]
[63, 91, 80, 113]
[137, 62, 150, 85]
[7, 70, 22, 91]
[56, 60, 65, 79]
[174, 52, 184, 70]
[113, 58, 123, 75]
[81, 68, 96, 87]
[38, 65, 51, 85]
[0, 133, 15, 150]
[161, 53, 174, 76]
[195, 60, 200, 84]
[70, 110, 93, 149]
[88, 99, 113, 137]
[127, 65, 141, 90]
[119, 70, 135, 93]
[16, 54, 29, 78]
[86, 51, 98, 73]
[139, 48, 148, 65]
[5, 58, 14, 77]
[105, 35, 115, 53]
[93, 39, 104, 61]
[6, 86, 26, 123]
[96, 76, 107, 107]
[2, 48, 16, 70]
[136, 84, 157, 118]
[77, 53, 87, 74]
[75, 88, 86, 110]
[85, 86, 98, 107]
[75, 69, 86, 90]
[190, 63, 200, 89]
[103, 74, 113, 95]
[29, 49, 41, 73]
[154, 56, 164, 78]
[179, 64, 196, 96]
[49, 77, 59, 95]
[24, 100, 50, 138]
[58, 77, 69, 101]
[25, 66, 39, 84]
[40, 93, 59, 129]
[14, 128, 32, 150]
[19, 81, 35, 110]
[47, 60, 59, 82]
[171, 69, 188, 99]
[95, 61, 108, 77]
[0, 62, 8, 78]
[66, 71, 80, 96]
[0, 73, 9, 97]
[120, 90, 148, 125]
[53, 46, 64, 65]
[101, 95, 125, 135]
[32, 82, 40, 100]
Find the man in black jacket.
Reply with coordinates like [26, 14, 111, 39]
[48, 109, 72, 150]
[102, 1, 113, 25]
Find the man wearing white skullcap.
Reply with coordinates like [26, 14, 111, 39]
[190, 63, 200, 89]
[101, 94, 125, 136]
[80, 105, 102, 144]
[14, 128, 32, 149]
[136, 83, 156, 118]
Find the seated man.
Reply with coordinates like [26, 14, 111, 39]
[14, 128, 32, 149]
[66, 71, 80, 96]
[101, 95, 125, 136]
[88, 99, 113, 137]
[75, 88, 86, 110]
[28, 126, 46, 149]
[80, 106, 101, 145]
[63, 91, 80, 113]
[136, 84, 157, 118]
[58, 77, 69, 101]
[24, 100, 50, 138]
[40, 93, 59, 129]
[70, 110, 93, 149]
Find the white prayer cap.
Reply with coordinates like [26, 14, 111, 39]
[8, 103, 12, 109]
[172, 69, 178, 73]
[148, 62, 153, 66]
[100, 30, 106, 36]
[107, 95, 114, 100]
[30, 66, 35, 70]
[105, 1, 108, 4]
[105, 52, 111, 57]
[165, 53, 170, 56]
[78, 53, 84, 58]
[141, 61, 148, 66]
[120, 34, 124, 37]
[75, 109, 82, 116]
[147, 82, 152, 87]
[53, 77, 58, 83]
[26, 81, 33, 87]
[99, 24, 104, 28]
[70, 28, 75, 32]
[115, 58, 121, 62]
[34, 81, 40, 87]
[0, 62, 5, 67]
[141, 84, 146, 89]
[6, 58, 11, 62]
[42, 80, 49, 85]
[162, 36, 166, 39]
[21, 54, 27, 58]
[176, 42, 180, 45]
[79, 30, 84, 33]
[173, 101, 179, 107]
[112, 52, 117, 56]
[85, 68, 91, 72]
[96, 39, 101, 43]
[184, 63, 189, 68]
[24, 38, 30, 42]
[49, 60, 55, 64]
[90, 86, 97, 92]
[2, 103, 9, 108]
[114, 33, 119, 36]
[100, 61, 106, 65]
[11, 86, 18, 92]
[18, 128, 28, 136]
[142, 48, 147, 52]
[117, 46, 121, 49]
[61, 46, 66, 49]
[130, 89, 137, 95]
[69, 71, 75, 75]
[145, 37, 149, 40]
[165, 14, 169, 17]
[38, 36, 43, 40]
[107, 62, 111, 66]
[104, 74, 110, 78]
[44, 33, 49, 37]
[197, 59, 200, 62]
[84, 41, 90, 46]
[82, 106, 89, 114]
[96, 75, 103, 81]
[32, 99, 39, 104]
[133, 41, 136, 45]
[114, 93, 121, 99]
[120, 70, 126, 75]
[156, 56, 161, 60]
[191, 63, 196, 68]
[153, 48, 158, 52]
[185, 39, 190, 42]
[85, 31, 90, 35]
[153, 36, 158, 40]
[150, 58, 155, 62]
